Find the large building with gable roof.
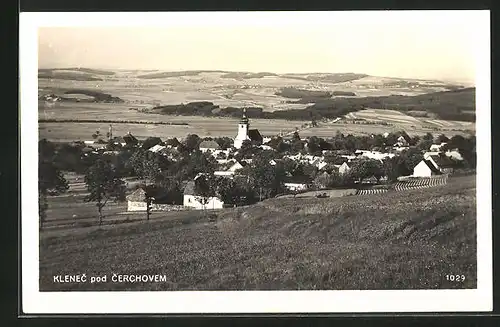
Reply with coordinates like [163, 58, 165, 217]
[233, 108, 263, 149]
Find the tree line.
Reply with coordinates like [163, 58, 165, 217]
[150, 87, 475, 122]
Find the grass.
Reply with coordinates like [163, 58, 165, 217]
[39, 174, 476, 291]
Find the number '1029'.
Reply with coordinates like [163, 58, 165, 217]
[446, 274, 465, 282]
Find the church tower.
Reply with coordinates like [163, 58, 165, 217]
[234, 108, 250, 149]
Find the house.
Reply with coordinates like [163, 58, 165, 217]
[361, 150, 395, 161]
[110, 132, 139, 147]
[259, 144, 274, 151]
[361, 176, 379, 184]
[126, 186, 183, 211]
[394, 135, 410, 147]
[123, 132, 139, 146]
[429, 142, 447, 152]
[228, 160, 248, 173]
[316, 160, 328, 170]
[148, 144, 166, 153]
[393, 146, 409, 152]
[199, 140, 220, 153]
[214, 171, 235, 177]
[338, 162, 351, 175]
[413, 159, 441, 177]
[183, 181, 224, 210]
[427, 154, 456, 173]
[284, 176, 311, 192]
[424, 151, 441, 159]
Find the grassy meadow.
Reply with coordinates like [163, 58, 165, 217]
[39, 174, 476, 291]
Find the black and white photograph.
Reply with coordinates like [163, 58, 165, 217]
[20, 10, 492, 313]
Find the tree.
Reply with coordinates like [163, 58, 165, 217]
[291, 133, 304, 154]
[268, 136, 290, 153]
[183, 134, 201, 152]
[214, 137, 233, 150]
[194, 176, 215, 215]
[416, 138, 433, 152]
[142, 184, 157, 221]
[237, 140, 257, 160]
[385, 133, 398, 146]
[410, 135, 421, 147]
[38, 158, 69, 229]
[165, 137, 181, 147]
[306, 136, 322, 155]
[348, 158, 384, 183]
[422, 132, 434, 142]
[400, 147, 424, 172]
[84, 159, 126, 225]
[383, 155, 409, 182]
[241, 159, 287, 200]
[435, 134, 449, 144]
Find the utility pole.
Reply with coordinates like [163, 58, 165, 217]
[108, 124, 113, 141]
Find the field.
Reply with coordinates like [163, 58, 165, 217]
[344, 108, 475, 131]
[37, 69, 475, 141]
[39, 102, 473, 141]
[39, 174, 476, 291]
[39, 70, 461, 110]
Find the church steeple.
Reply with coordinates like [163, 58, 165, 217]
[234, 108, 250, 149]
[240, 108, 249, 125]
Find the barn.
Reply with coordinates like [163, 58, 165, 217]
[413, 160, 441, 177]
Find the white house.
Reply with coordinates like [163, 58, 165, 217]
[413, 159, 441, 177]
[228, 161, 248, 173]
[284, 182, 309, 192]
[316, 161, 328, 170]
[338, 162, 351, 175]
[148, 144, 166, 153]
[214, 171, 235, 177]
[429, 142, 447, 152]
[361, 150, 395, 161]
[126, 187, 183, 212]
[283, 175, 311, 192]
[183, 181, 224, 210]
[394, 135, 409, 147]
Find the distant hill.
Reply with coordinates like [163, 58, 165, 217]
[152, 87, 475, 122]
[281, 72, 369, 83]
[39, 68, 115, 75]
[137, 70, 229, 79]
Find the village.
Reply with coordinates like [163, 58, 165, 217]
[38, 108, 476, 222]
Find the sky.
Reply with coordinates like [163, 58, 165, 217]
[37, 11, 487, 83]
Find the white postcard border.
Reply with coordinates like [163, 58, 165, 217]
[20, 11, 492, 314]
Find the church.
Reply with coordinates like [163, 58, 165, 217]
[233, 108, 263, 149]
